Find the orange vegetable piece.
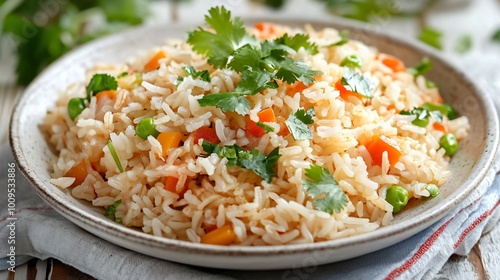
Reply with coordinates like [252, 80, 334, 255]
[335, 80, 364, 101]
[433, 122, 447, 133]
[200, 224, 237, 245]
[386, 104, 396, 111]
[95, 90, 116, 111]
[157, 131, 183, 157]
[255, 22, 275, 39]
[246, 120, 265, 138]
[257, 107, 276, 122]
[65, 161, 88, 187]
[144, 51, 167, 72]
[163, 176, 190, 197]
[192, 127, 220, 145]
[365, 134, 402, 168]
[286, 81, 308, 96]
[379, 54, 406, 72]
[276, 115, 290, 137]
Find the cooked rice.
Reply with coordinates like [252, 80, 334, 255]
[43, 24, 469, 245]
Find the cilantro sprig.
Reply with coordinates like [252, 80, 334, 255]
[399, 102, 459, 127]
[303, 164, 348, 214]
[178, 66, 211, 84]
[341, 69, 374, 98]
[286, 108, 315, 141]
[407, 57, 432, 77]
[86, 74, 118, 102]
[202, 140, 281, 182]
[189, 6, 321, 115]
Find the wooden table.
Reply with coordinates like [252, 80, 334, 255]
[2, 0, 500, 279]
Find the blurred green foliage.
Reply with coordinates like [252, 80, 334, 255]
[0, 0, 150, 85]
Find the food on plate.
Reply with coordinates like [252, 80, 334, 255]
[44, 6, 469, 245]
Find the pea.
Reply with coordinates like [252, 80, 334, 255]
[136, 118, 160, 140]
[340, 55, 362, 69]
[426, 184, 439, 197]
[386, 185, 409, 214]
[68, 98, 86, 121]
[439, 133, 458, 156]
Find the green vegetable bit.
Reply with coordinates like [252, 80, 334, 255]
[202, 140, 281, 183]
[67, 98, 86, 121]
[426, 184, 440, 198]
[400, 106, 444, 127]
[341, 69, 374, 98]
[136, 118, 160, 140]
[303, 164, 348, 214]
[386, 185, 409, 214]
[286, 108, 315, 141]
[340, 55, 362, 69]
[492, 29, 500, 43]
[86, 74, 118, 102]
[181, 66, 211, 82]
[256, 122, 275, 133]
[439, 133, 458, 156]
[422, 103, 457, 120]
[107, 140, 124, 173]
[407, 57, 432, 77]
[419, 26, 443, 50]
[105, 199, 122, 217]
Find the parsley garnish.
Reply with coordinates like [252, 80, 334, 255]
[419, 26, 443, 50]
[202, 140, 281, 182]
[190, 7, 321, 115]
[257, 122, 275, 133]
[303, 164, 348, 214]
[86, 74, 118, 102]
[286, 108, 315, 141]
[407, 57, 432, 77]
[400, 107, 443, 127]
[178, 66, 211, 83]
[341, 69, 374, 98]
[455, 35, 473, 54]
[340, 55, 362, 69]
[105, 200, 122, 217]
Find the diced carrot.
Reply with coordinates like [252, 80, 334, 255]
[379, 54, 406, 72]
[95, 90, 116, 111]
[257, 108, 276, 122]
[65, 161, 88, 187]
[335, 80, 364, 101]
[203, 223, 217, 233]
[255, 22, 275, 39]
[433, 122, 447, 133]
[192, 126, 220, 145]
[365, 134, 402, 168]
[286, 81, 308, 97]
[157, 131, 183, 157]
[246, 120, 265, 138]
[276, 115, 290, 137]
[200, 224, 237, 245]
[163, 176, 190, 197]
[144, 51, 167, 72]
[386, 104, 396, 111]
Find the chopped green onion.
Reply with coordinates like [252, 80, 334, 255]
[105, 199, 122, 217]
[107, 140, 124, 172]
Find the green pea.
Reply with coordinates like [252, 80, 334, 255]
[136, 118, 160, 140]
[386, 185, 409, 214]
[68, 98, 86, 121]
[426, 184, 439, 197]
[340, 55, 362, 69]
[439, 133, 458, 156]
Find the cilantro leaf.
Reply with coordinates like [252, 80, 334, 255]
[340, 55, 362, 69]
[182, 66, 211, 82]
[86, 74, 118, 101]
[400, 106, 444, 127]
[407, 57, 432, 77]
[422, 102, 457, 120]
[105, 199, 122, 217]
[202, 141, 281, 182]
[198, 93, 251, 115]
[274, 33, 319, 55]
[419, 26, 443, 50]
[275, 57, 320, 85]
[303, 164, 348, 214]
[341, 69, 374, 98]
[286, 108, 315, 141]
[257, 122, 275, 133]
[228, 44, 263, 72]
[187, 6, 253, 69]
[455, 35, 473, 54]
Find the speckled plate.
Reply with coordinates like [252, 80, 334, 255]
[10, 17, 499, 270]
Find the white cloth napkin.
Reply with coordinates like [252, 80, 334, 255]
[2, 55, 500, 280]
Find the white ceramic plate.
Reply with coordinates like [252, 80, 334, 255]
[10, 18, 499, 270]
